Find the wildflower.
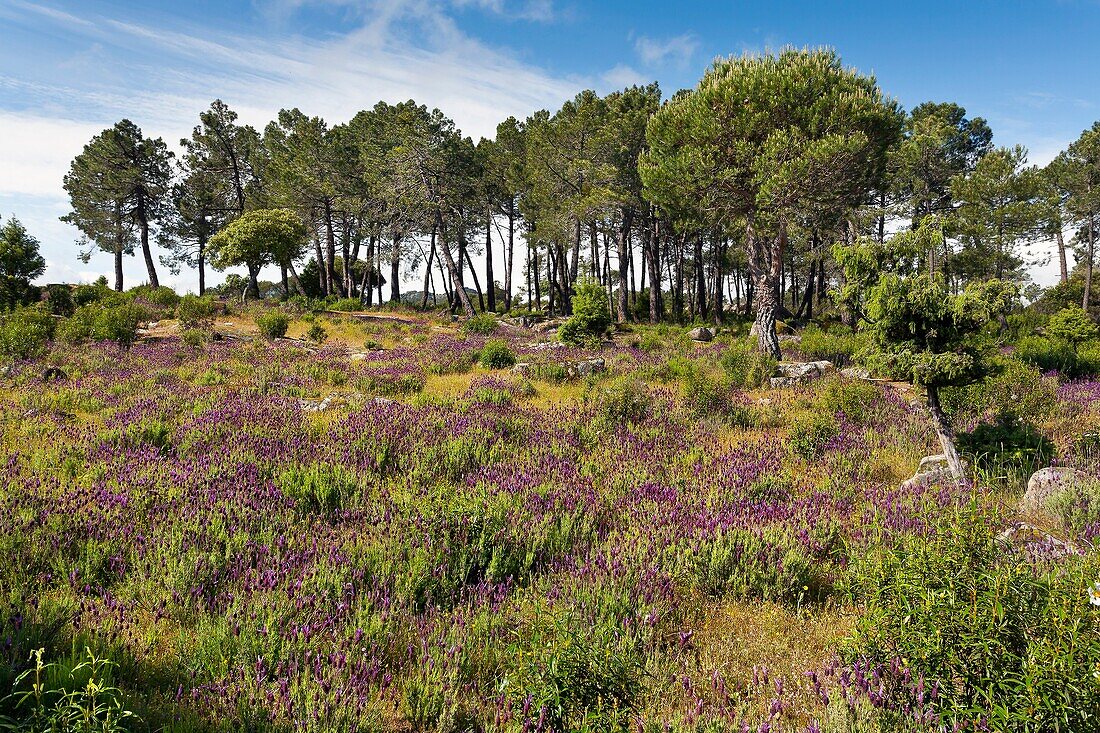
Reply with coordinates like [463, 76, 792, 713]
[1090, 581, 1100, 606]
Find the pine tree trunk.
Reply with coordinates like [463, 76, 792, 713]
[114, 241, 124, 292]
[197, 237, 206, 296]
[390, 233, 401, 304]
[1056, 227, 1068, 284]
[422, 223, 437, 310]
[324, 203, 338, 296]
[749, 220, 781, 359]
[437, 211, 475, 317]
[138, 202, 159, 288]
[486, 205, 496, 313]
[1085, 213, 1095, 312]
[647, 214, 660, 324]
[926, 385, 965, 480]
[505, 204, 514, 311]
[616, 208, 632, 322]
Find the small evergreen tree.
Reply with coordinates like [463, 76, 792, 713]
[559, 279, 611, 346]
[835, 219, 1017, 478]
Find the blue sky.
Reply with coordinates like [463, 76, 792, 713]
[1, 0, 1098, 290]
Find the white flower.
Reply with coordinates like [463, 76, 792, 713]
[1090, 581, 1100, 607]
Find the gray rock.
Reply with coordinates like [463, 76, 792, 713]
[299, 393, 345, 413]
[570, 357, 606, 378]
[1021, 467, 1091, 517]
[775, 360, 834, 383]
[918, 454, 950, 473]
[840, 365, 871, 380]
[511, 362, 531, 376]
[534, 319, 564, 333]
[899, 454, 965, 490]
[769, 376, 802, 389]
[688, 327, 714, 342]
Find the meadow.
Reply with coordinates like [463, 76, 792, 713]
[1, 295, 1099, 733]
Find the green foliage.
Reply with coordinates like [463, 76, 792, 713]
[1047, 306, 1098, 345]
[585, 378, 653, 430]
[1, 647, 135, 733]
[43, 285, 74, 317]
[693, 528, 829, 605]
[942, 357, 1057, 423]
[179, 328, 211, 348]
[72, 284, 110, 307]
[57, 302, 146, 348]
[0, 216, 46, 311]
[175, 294, 217, 329]
[846, 506, 1100, 730]
[0, 307, 54, 360]
[329, 297, 362, 312]
[719, 340, 777, 388]
[559, 279, 611, 346]
[461, 313, 498, 335]
[816, 377, 880, 423]
[681, 368, 755, 427]
[477, 339, 516, 369]
[275, 464, 360, 517]
[956, 412, 1055, 478]
[254, 311, 289, 340]
[788, 411, 840, 460]
[1003, 309, 1048, 341]
[1015, 336, 1080, 375]
[130, 285, 179, 309]
[1047, 478, 1100, 535]
[208, 209, 308, 297]
[796, 325, 867, 367]
[306, 322, 328, 344]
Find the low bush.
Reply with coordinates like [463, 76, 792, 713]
[176, 294, 217, 329]
[275, 463, 360, 517]
[796, 324, 867, 366]
[43, 285, 74, 317]
[681, 368, 755, 427]
[329, 297, 362, 312]
[1046, 306, 1098, 345]
[0, 307, 54, 359]
[942, 357, 1057, 423]
[788, 411, 840, 460]
[956, 412, 1055, 479]
[719, 340, 776, 388]
[477, 339, 516, 369]
[845, 506, 1100, 731]
[130, 284, 179, 310]
[306, 323, 328, 344]
[254, 311, 289, 340]
[179, 328, 211, 348]
[816, 376, 879, 423]
[1015, 335, 1078, 375]
[693, 527, 829, 605]
[72, 283, 111, 307]
[461, 313, 498, 335]
[1048, 478, 1100, 536]
[57, 302, 146, 348]
[586, 378, 653, 429]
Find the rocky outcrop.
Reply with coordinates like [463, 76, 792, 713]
[1020, 466, 1091, 517]
[899, 453, 965, 490]
[688, 327, 714, 342]
[769, 360, 833, 388]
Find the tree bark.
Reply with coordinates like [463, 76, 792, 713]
[114, 241, 124, 292]
[504, 202, 515, 311]
[1084, 213, 1095, 312]
[137, 196, 159, 288]
[1056, 226, 1068, 284]
[749, 219, 782, 359]
[615, 208, 633, 322]
[486, 204, 496, 313]
[926, 385, 965, 480]
[647, 213, 660, 324]
[390, 232, 401, 304]
[324, 201, 343, 297]
[437, 211, 475, 317]
[197, 236, 206, 296]
[422, 222, 437, 310]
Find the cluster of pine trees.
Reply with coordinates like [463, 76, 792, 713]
[57, 49, 1100, 353]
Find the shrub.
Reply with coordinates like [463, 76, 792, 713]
[816, 376, 879, 423]
[461, 313, 498, 335]
[586, 378, 653, 429]
[254, 311, 289, 340]
[942, 357, 1057, 423]
[1015, 335, 1077, 375]
[788, 411, 839, 460]
[1047, 478, 1100, 536]
[275, 464, 359, 517]
[956, 412, 1055, 479]
[0, 307, 54, 359]
[130, 284, 179, 309]
[719, 340, 776, 388]
[43, 285, 74, 317]
[176, 294, 217, 329]
[1047, 306, 1098, 345]
[478, 339, 515, 369]
[57, 302, 146, 348]
[846, 507, 1100, 731]
[694, 527, 829, 604]
[681, 368, 755, 427]
[796, 324, 867, 366]
[306, 322, 328, 344]
[559, 279, 611, 346]
[179, 328, 211, 348]
[330, 297, 362, 312]
[1004, 308, 1048, 340]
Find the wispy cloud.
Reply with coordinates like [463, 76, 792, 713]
[634, 32, 698, 68]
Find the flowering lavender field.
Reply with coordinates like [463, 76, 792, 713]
[2, 317, 1098, 732]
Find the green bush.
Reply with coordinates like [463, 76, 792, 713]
[130, 284, 179, 309]
[796, 324, 867, 366]
[693, 527, 828, 604]
[57, 302, 146, 348]
[176, 294, 217, 329]
[0, 307, 54, 359]
[179, 328, 211, 348]
[275, 463, 360, 517]
[586, 378, 652, 429]
[788, 411, 839, 460]
[559, 279, 611, 346]
[43, 285, 74, 317]
[461, 313, 498, 335]
[681, 368, 755, 427]
[846, 507, 1100, 731]
[478, 339, 516, 369]
[254, 311, 289, 340]
[1047, 306, 1098, 345]
[306, 323, 328, 344]
[956, 412, 1055, 479]
[1004, 309, 1048, 340]
[330, 297, 362, 312]
[1048, 478, 1100, 535]
[719, 340, 777, 388]
[816, 376, 879, 423]
[942, 357, 1057, 423]
[72, 283, 111, 307]
[1015, 335, 1078, 375]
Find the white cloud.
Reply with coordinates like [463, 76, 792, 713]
[601, 64, 648, 90]
[634, 33, 698, 68]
